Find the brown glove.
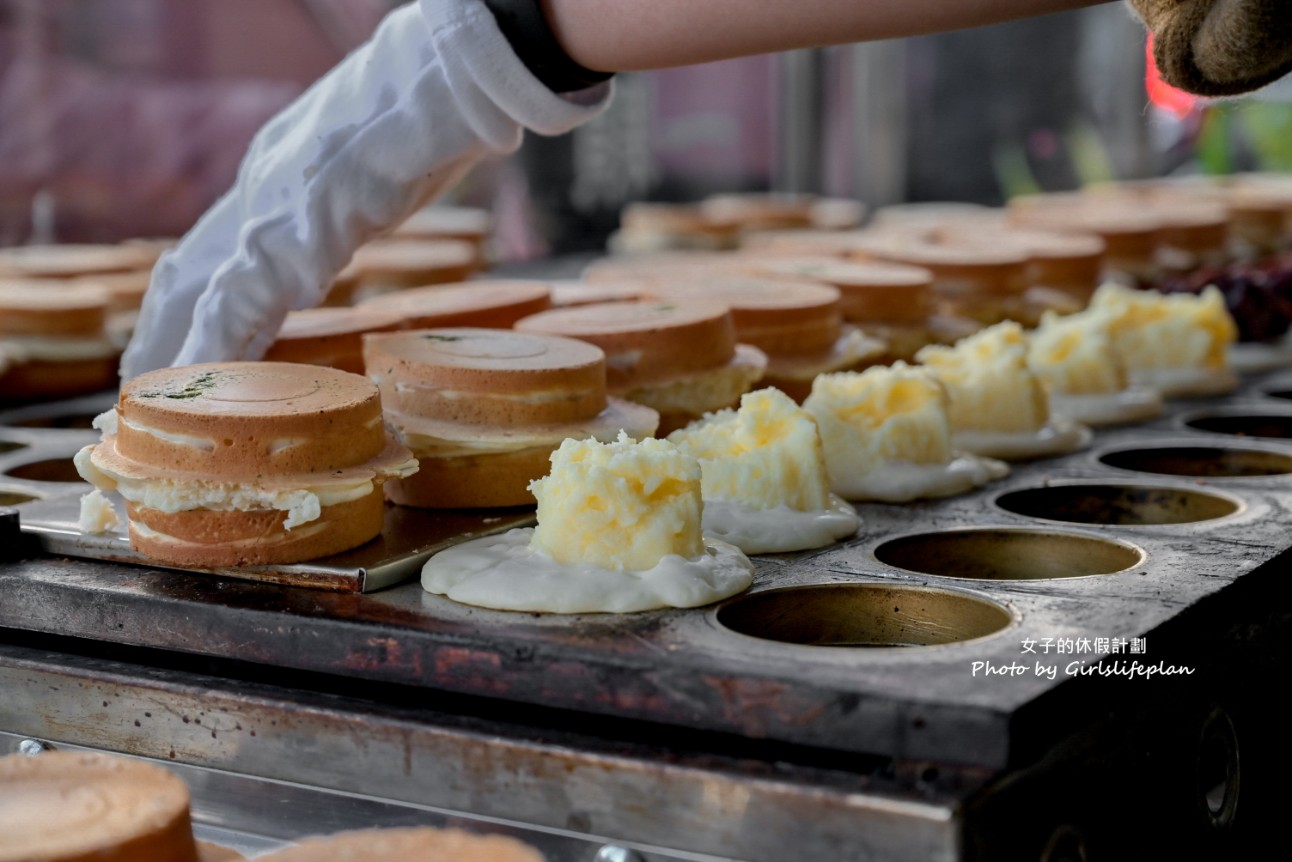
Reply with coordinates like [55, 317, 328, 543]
[1129, 0, 1292, 96]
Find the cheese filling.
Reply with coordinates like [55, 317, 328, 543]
[665, 388, 859, 553]
[667, 388, 834, 512]
[77, 489, 120, 535]
[1028, 310, 1127, 396]
[528, 433, 705, 570]
[392, 381, 589, 405]
[804, 364, 1009, 501]
[1087, 283, 1238, 395]
[120, 416, 217, 452]
[396, 423, 624, 460]
[75, 446, 379, 529]
[916, 322, 1051, 435]
[96, 408, 323, 456]
[422, 432, 754, 612]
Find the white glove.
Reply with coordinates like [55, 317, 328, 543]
[120, 0, 611, 380]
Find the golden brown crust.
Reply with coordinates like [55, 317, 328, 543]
[256, 827, 543, 862]
[346, 238, 479, 289]
[0, 355, 119, 403]
[638, 276, 843, 356]
[515, 300, 737, 389]
[550, 279, 645, 307]
[934, 226, 1105, 299]
[263, 308, 406, 374]
[700, 192, 816, 231]
[851, 236, 1030, 299]
[857, 323, 939, 364]
[0, 280, 110, 336]
[356, 281, 552, 329]
[758, 375, 815, 404]
[1225, 192, 1288, 253]
[579, 251, 740, 283]
[365, 329, 607, 426]
[737, 228, 871, 257]
[623, 344, 767, 435]
[1024, 256, 1103, 300]
[83, 364, 414, 566]
[741, 257, 936, 324]
[126, 490, 385, 567]
[619, 201, 742, 242]
[1007, 196, 1162, 265]
[1154, 206, 1230, 254]
[74, 270, 153, 314]
[116, 363, 386, 477]
[0, 751, 199, 862]
[653, 408, 713, 437]
[386, 445, 553, 508]
[0, 243, 154, 279]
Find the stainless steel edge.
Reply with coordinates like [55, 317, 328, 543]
[0, 648, 961, 862]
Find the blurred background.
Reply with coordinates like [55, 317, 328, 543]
[2, 0, 1291, 257]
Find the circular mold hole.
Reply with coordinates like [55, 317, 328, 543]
[1099, 446, 1292, 478]
[0, 441, 26, 455]
[7, 412, 101, 430]
[995, 484, 1240, 526]
[0, 490, 37, 506]
[5, 458, 84, 484]
[715, 583, 1012, 648]
[874, 529, 1142, 581]
[1185, 413, 1292, 439]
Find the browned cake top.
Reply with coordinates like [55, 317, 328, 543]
[640, 276, 842, 356]
[0, 751, 198, 862]
[515, 299, 737, 389]
[262, 308, 409, 374]
[0, 280, 110, 337]
[74, 270, 153, 313]
[0, 243, 154, 279]
[345, 238, 478, 278]
[740, 258, 935, 323]
[934, 227, 1105, 290]
[365, 328, 607, 425]
[115, 362, 386, 475]
[271, 308, 407, 342]
[357, 280, 552, 328]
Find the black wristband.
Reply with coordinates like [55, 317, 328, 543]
[482, 0, 614, 93]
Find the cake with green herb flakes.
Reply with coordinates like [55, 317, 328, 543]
[74, 362, 416, 566]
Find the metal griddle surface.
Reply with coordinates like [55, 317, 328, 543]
[4, 379, 1292, 768]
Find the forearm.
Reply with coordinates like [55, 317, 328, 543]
[541, 0, 1112, 72]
